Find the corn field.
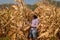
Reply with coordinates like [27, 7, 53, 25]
[0, 0, 60, 40]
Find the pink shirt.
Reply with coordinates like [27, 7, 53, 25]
[31, 18, 39, 27]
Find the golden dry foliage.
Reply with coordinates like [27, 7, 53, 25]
[34, 2, 60, 40]
[0, 0, 60, 40]
[0, 5, 33, 40]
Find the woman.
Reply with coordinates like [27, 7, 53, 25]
[29, 15, 39, 40]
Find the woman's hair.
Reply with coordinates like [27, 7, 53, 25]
[33, 15, 37, 19]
